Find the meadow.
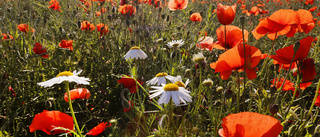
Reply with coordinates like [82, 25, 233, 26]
[0, 0, 320, 136]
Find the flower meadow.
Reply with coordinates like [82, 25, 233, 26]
[1, 0, 320, 136]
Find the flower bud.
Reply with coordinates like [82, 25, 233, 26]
[269, 104, 279, 115]
[224, 89, 233, 99]
[293, 42, 300, 52]
[240, 16, 245, 26]
[216, 86, 224, 92]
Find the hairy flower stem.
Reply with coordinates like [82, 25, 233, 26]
[64, 81, 82, 136]
[237, 72, 240, 112]
[241, 21, 247, 110]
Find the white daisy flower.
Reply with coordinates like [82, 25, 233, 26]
[167, 75, 191, 89]
[149, 83, 192, 106]
[37, 70, 90, 88]
[192, 52, 206, 64]
[166, 39, 185, 49]
[124, 46, 148, 60]
[202, 78, 213, 87]
[146, 72, 176, 86]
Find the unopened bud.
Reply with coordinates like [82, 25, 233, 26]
[269, 104, 279, 115]
[240, 16, 245, 26]
[224, 89, 233, 99]
[270, 86, 277, 95]
[293, 42, 300, 52]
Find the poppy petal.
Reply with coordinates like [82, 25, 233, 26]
[86, 122, 111, 136]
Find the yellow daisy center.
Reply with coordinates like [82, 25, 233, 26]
[56, 71, 74, 77]
[164, 83, 179, 91]
[172, 43, 180, 47]
[130, 46, 140, 50]
[155, 72, 168, 77]
[174, 81, 185, 88]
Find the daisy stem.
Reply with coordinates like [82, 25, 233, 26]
[197, 64, 202, 107]
[64, 81, 82, 136]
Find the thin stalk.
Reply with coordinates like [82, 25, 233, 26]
[64, 81, 81, 136]
[224, 25, 227, 50]
[237, 72, 240, 112]
[241, 21, 247, 110]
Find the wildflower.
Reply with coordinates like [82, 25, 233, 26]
[8, 86, 16, 97]
[118, 4, 136, 16]
[196, 36, 214, 51]
[168, 75, 191, 88]
[202, 78, 213, 87]
[217, 3, 237, 25]
[37, 70, 90, 88]
[270, 36, 313, 64]
[33, 42, 49, 58]
[219, 112, 283, 137]
[2, 33, 13, 40]
[296, 9, 315, 34]
[123, 46, 148, 60]
[212, 25, 248, 50]
[18, 24, 35, 34]
[271, 78, 295, 92]
[210, 44, 262, 80]
[48, 1, 61, 11]
[123, 101, 133, 112]
[168, 0, 188, 11]
[59, 40, 73, 51]
[64, 88, 91, 102]
[149, 83, 192, 106]
[29, 110, 74, 135]
[81, 21, 95, 31]
[309, 7, 317, 12]
[146, 72, 176, 86]
[117, 75, 144, 93]
[96, 23, 109, 36]
[167, 39, 185, 49]
[190, 13, 202, 22]
[86, 122, 112, 136]
[252, 9, 299, 40]
[192, 52, 206, 64]
[299, 58, 316, 90]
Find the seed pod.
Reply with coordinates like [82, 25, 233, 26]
[224, 89, 233, 99]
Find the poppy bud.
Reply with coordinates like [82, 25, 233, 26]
[293, 42, 300, 52]
[270, 86, 277, 95]
[8, 86, 16, 97]
[240, 16, 245, 26]
[269, 104, 279, 115]
[112, 7, 116, 13]
[77, 21, 81, 28]
[224, 89, 233, 99]
[161, 14, 166, 19]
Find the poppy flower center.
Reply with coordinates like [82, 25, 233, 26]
[56, 71, 74, 77]
[174, 81, 185, 87]
[130, 46, 140, 50]
[155, 72, 168, 77]
[164, 83, 179, 91]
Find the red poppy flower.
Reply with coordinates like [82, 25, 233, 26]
[212, 25, 249, 50]
[29, 110, 74, 135]
[148, 0, 161, 8]
[196, 36, 214, 51]
[315, 88, 320, 106]
[33, 42, 49, 58]
[252, 9, 299, 40]
[48, 1, 61, 11]
[210, 44, 262, 80]
[49, 0, 57, 4]
[117, 75, 144, 93]
[273, 60, 297, 72]
[2, 33, 13, 40]
[120, 0, 126, 5]
[190, 13, 202, 22]
[8, 86, 16, 97]
[86, 122, 111, 136]
[64, 88, 91, 102]
[168, 0, 188, 11]
[308, 7, 317, 12]
[219, 112, 283, 137]
[217, 3, 236, 25]
[299, 58, 316, 90]
[18, 24, 35, 34]
[118, 4, 136, 16]
[249, 6, 260, 16]
[271, 78, 295, 92]
[59, 40, 73, 51]
[270, 36, 313, 64]
[96, 23, 109, 36]
[81, 21, 95, 31]
[296, 9, 315, 34]
[240, 4, 245, 9]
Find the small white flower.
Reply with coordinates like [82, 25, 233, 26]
[192, 52, 206, 64]
[149, 83, 192, 106]
[124, 46, 148, 60]
[167, 75, 191, 89]
[146, 72, 176, 86]
[37, 70, 90, 88]
[166, 39, 185, 49]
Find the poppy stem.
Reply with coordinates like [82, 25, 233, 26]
[241, 18, 247, 110]
[64, 81, 82, 136]
[224, 25, 227, 50]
